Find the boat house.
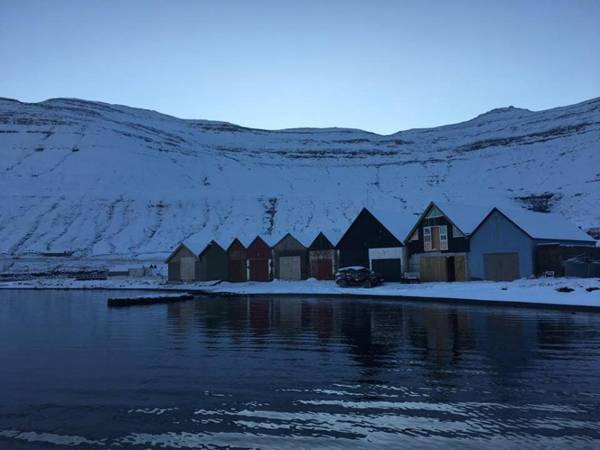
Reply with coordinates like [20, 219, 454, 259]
[165, 240, 228, 282]
[227, 238, 248, 282]
[405, 202, 491, 282]
[166, 242, 198, 282]
[468, 207, 596, 281]
[246, 236, 273, 282]
[272, 233, 309, 280]
[196, 241, 228, 281]
[336, 208, 406, 281]
[308, 232, 339, 280]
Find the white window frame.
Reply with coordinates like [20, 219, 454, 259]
[440, 225, 448, 251]
[424, 225, 449, 252]
[423, 226, 432, 251]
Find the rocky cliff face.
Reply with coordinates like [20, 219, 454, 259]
[0, 96, 598, 259]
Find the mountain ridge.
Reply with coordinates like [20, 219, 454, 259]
[0, 95, 598, 262]
[4, 94, 599, 135]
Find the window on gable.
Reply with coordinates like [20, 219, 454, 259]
[423, 225, 448, 252]
[425, 206, 444, 219]
[452, 225, 464, 238]
[410, 228, 419, 241]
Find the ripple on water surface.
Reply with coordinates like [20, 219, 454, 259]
[0, 290, 600, 448]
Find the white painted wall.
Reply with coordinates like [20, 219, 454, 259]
[368, 247, 406, 272]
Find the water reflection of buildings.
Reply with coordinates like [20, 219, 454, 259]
[405, 306, 475, 369]
[165, 297, 582, 380]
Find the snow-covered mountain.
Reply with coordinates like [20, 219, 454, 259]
[0, 96, 598, 261]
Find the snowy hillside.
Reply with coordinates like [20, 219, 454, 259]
[0, 96, 598, 263]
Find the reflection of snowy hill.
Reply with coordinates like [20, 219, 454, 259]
[0, 96, 598, 259]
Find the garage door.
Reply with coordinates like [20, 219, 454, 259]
[371, 258, 402, 282]
[420, 256, 447, 282]
[180, 257, 196, 282]
[484, 253, 520, 281]
[249, 258, 270, 281]
[279, 256, 302, 280]
[228, 260, 246, 282]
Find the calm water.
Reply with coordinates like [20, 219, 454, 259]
[1, 291, 600, 449]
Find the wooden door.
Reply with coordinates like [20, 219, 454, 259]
[316, 258, 333, 279]
[454, 255, 467, 281]
[229, 260, 246, 282]
[431, 226, 441, 250]
[249, 259, 270, 281]
[421, 256, 447, 282]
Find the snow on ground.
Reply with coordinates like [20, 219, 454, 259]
[1, 277, 599, 308]
[209, 278, 600, 307]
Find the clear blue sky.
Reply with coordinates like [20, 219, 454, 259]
[1, 0, 599, 134]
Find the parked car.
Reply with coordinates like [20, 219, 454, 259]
[335, 266, 384, 288]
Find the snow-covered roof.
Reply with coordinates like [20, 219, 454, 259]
[403, 201, 492, 240]
[181, 238, 213, 256]
[368, 206, 417, 243]
[495, 207, 595, 242]
[433, 202, 493, 235]
[168, 238, 227, 260]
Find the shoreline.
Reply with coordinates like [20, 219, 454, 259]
[1, 277, 599, 311]
[204, 291, 600, 312]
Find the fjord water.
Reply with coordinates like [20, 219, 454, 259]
[1, 291, 600, 449]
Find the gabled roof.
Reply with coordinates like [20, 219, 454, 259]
[247, 235, 271, 249]
[337, 207, 404, 247]
[368, 206, 417, 243]
[198, 240, 226, 256]
[404, 201, 492, 241]
[272, 232, 307, 249]
[309, 232, 335, 250]
[486, 207, 595, 242]
[165, 239, 224, 263]
[165, 243, 194, 263]
[226, 237, 247, 251]
[308, 226, 348, 247]
[182, 238, 215, 256]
